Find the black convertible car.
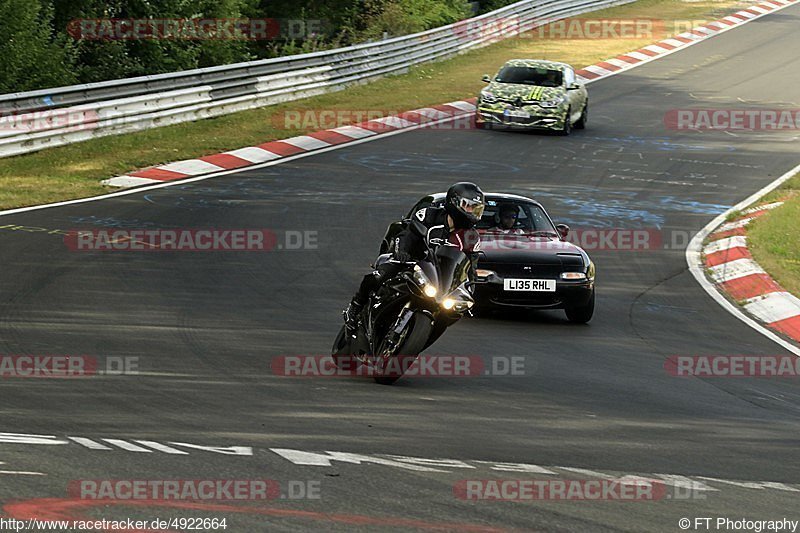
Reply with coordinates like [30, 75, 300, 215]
[381, 193, 596, 323]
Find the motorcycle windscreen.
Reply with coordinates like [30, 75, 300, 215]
[434, 245, 471, 294]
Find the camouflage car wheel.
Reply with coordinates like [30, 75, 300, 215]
[559, 107, 572, 136]
[575, 102, 588, 130]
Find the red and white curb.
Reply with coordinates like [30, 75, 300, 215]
[702, 203, 800, 343]
[102, 0, 799, 188]
[688, 162, 800, 357]
[102, 102, 478, 188]
[574, 0, 798, 82]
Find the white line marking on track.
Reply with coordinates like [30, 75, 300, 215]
[697, 477, 800, 491]
[101, 439, 153, 452]
[0, 470, 46, 476]
[68, 437, 112, 450]
[0, 460, 46, 476]
[134, 440, 190, 454]
[168, 442, 252, 455]
[472, 461, 557, 474]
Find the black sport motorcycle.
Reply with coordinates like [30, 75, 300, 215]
[332, 243, 475, 385]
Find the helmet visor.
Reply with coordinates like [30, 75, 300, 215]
[458, 197, 485, 219]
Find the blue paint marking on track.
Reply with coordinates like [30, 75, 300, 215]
[583, 135, 736, 152]
[340, 152, 520, 174]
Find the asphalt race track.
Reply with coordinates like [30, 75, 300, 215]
[1, 5, 800, 532]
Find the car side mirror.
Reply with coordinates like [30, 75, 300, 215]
[567, 83, 581, 90]
[556, 224, 570, 240]
[482, 74, 491, 83]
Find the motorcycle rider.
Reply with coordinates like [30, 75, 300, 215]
[344, 182, 486, 333]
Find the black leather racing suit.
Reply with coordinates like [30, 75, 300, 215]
[353, 206, 481, 305]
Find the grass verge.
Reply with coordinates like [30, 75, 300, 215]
[0, 0, 749, 210]
[748, 174, 800, 297]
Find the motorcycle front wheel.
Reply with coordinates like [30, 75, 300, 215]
[373, 311, 433, 385]
[331, 325, 362, 373]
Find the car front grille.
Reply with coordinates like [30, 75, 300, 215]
[481, 262, 563, 278]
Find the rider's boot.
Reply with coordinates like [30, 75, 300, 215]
[343, 297, 364, 335]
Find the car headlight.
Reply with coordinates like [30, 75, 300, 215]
[475, 269, 495, 278]
[480, 91, 498, 104]
[561, 272, 587, 280]
[538, 97, 565, 108]
[412, 265, 437, 298]
[587, 261, 596, 281]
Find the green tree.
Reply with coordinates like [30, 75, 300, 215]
[359, 0, 470, 39]
[0, 0, 76, 93]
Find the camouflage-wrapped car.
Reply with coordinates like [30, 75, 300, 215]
[475, 59, 588, 134]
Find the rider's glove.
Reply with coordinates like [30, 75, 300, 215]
[394, 250, 412, 263]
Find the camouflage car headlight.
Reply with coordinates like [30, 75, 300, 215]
[480, 90, 498, 104]
[538, 96, 566, 108]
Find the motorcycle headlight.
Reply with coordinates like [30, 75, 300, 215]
[440, 286, 474, 312]
[412, 265, 437, 298]
[480, 91, 498, 104]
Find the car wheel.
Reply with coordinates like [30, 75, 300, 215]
[574, 103, 588, 129]
[558, 107, 572, 136]
[565, 290, 594, 323]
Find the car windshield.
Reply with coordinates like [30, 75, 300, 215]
[495, 66, 563, 87]
[477, 199, 558, 236]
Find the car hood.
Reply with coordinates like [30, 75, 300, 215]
[478, 234, 585, 265]
[484, 82, 564, 102]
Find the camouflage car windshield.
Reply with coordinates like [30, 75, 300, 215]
[495, 66, 563, 87]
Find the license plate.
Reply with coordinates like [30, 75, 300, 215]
[503, 278, 556, 292]
[503, 109, 530, 118]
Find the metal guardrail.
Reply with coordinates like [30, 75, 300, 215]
[0, 0, 634, 158]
